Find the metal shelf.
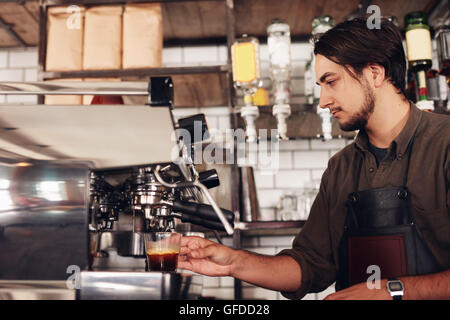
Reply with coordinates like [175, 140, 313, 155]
[40, 65, 229, 80]
[236, 220, 305, 231]
[236, 220, 305, 236]
[192, 220, 305, 237]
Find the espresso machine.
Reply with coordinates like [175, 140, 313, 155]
[0, 78, 234, 299]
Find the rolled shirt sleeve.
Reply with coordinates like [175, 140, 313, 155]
[276, 166, 338, 299]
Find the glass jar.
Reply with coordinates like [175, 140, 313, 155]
[276, 192, 298, 221]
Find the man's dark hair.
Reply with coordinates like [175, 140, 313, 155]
[314, 18, 406, 96]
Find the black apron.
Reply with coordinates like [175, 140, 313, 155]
[337, 134, 442, 290]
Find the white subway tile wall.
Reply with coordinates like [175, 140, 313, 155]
[311, 168, 327, 181]
[183, 45, 220, 65]
[253, 170, 275, 189]
[310, 139, 346, 150]
[257, 189, 284, 209]
[275, 170, 311, 189]
[24, 68, 38, 82]
[6, 94, 37, 104]
[0, 52, 8, 68]
[294, 150, 329, 169]
[0, 69, 24, 82]
[0, 42, 345, 300]
[277, 151, 294, 169]
[162, 47, 184, 66]
[218, 45, 228, 64]
[0, 48, 38, 104]
[8, 49, 38, 68]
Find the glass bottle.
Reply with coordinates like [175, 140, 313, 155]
[304, 15, 334, 106]
[405, 11, 433, 110]
[231, 35, 261, 142]
[231, 35, 261, 93]
[267, 18, 291, 105]
[267, 18, 292, 140]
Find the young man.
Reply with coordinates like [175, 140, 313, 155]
[178, 19, 450, 300]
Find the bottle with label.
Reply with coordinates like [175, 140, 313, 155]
[405, 11, 434, 111]
[231, 35, 261, 142]
[231, 35, 261, 93]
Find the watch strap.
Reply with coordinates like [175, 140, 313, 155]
[388, 278, 403, 301]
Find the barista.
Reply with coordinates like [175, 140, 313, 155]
[178, 18, 450, 300]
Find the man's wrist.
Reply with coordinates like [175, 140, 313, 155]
[228, 248, 244, 277]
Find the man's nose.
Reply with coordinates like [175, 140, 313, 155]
[319, 89, 334, 109]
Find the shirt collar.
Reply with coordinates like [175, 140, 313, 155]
[354, 101, 422, 156]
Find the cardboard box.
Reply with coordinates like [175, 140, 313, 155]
[46, 6, 84, 71]
[122, 3, 162, 69]
[83, 5, 122, 70]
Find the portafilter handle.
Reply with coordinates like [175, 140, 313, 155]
[172, 200, 234, 225]
[176, 213, 229, 231]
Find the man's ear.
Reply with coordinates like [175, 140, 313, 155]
[366, 64, 386, 88]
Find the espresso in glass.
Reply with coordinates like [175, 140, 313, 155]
[146, 250, 179, 272]
[144, 232, 181, 272]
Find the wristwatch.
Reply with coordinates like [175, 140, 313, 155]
[386, 278, 404, 300]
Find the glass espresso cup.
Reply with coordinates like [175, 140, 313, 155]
[144, 232, 181, 272]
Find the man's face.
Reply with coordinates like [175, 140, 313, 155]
[315, 54, 375, 131]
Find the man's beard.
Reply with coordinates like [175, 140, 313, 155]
[339, 80, 375, 132]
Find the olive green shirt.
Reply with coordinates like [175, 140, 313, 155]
[278, 102, 450, 299]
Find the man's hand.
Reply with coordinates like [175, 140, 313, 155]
[324, 280, 391, 300]
[325, 270, 450, 300]
[178, 236, 303, 292]
[177, 236, 235, 277]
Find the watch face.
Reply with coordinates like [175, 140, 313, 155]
[389, 282, 403, 291]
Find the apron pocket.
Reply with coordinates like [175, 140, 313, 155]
[346, 225, 415, 286]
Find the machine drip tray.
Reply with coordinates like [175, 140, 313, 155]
[80, 271, 203, 300]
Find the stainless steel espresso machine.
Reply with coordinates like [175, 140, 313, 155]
[0, 78, 234, 299]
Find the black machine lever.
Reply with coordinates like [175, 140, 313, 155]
[172, 200, 234, 225]
[198, 169, 220, 189]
